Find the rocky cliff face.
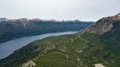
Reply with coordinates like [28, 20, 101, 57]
[82, 15, 120, 34]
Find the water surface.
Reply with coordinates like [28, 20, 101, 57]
[0, 31, 77, 60]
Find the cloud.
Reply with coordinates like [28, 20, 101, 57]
[0, 0, 120, 21]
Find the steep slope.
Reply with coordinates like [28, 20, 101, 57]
[0, 15, 120, 67]
[80, 15, 120, 34]
[0, 18, 92, 43]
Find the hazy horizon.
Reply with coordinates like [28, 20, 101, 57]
[0, 0, 120, 21]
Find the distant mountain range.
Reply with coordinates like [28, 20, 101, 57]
[0, 18, 93, 43]
[0, 14, 120, 67]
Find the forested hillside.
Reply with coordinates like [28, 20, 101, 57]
[0, 18, 92, 43]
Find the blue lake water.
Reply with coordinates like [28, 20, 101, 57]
[0, 31, 77, 60]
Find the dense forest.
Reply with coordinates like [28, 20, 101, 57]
[0, 18, 93, 43]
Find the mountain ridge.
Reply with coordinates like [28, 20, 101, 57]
[78, 15, 120, 35]
[0, 18, 94, 23]
[0, 18, 92, 43]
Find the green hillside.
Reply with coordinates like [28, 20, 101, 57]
[0, 16, 120, 67]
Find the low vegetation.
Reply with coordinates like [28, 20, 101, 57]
[0, 16, 120, 67]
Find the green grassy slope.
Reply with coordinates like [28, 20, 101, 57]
[0, 16, 120, 67]
[0, 31, 119, 67]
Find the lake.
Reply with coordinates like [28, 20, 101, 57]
[0, 31, 77, 60]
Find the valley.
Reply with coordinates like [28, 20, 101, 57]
[0, 15, 119, 67]
[0, 18, 92, 43]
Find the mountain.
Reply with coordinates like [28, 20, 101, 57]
[0, 18, 92, 43]
[79, 15, 120, 34]
[115, 13, 120, 16]
[0, 14, 120, 67]
[0, 18, 8, 22]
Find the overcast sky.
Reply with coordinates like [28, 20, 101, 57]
[0, 0, 120, 21]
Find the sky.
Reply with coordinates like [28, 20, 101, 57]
[0, 0, 120, 21]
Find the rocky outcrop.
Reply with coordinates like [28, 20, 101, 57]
[21, 60, 36, 67]
[82, 15, 120, 34]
